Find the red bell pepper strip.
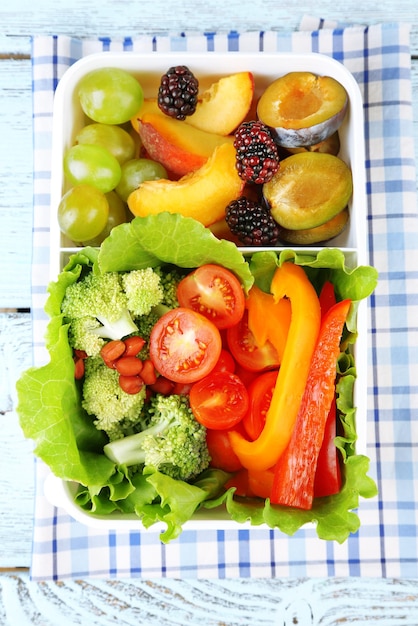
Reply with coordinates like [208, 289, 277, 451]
[270, 297, 351, 509]
[319, 280, 337, 319]
[313, 395, 342, 498]
[229, 262, 321, 471]
[314, 280, 342, 498]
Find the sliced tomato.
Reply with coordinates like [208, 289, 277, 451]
[206, 426, 244, 473]
[189, 370, 249, 430]
[211, 348, 236, 374]
[242, 370, 279, 440]
[226, 310, 280, 372]
[177, 264, 245, 330]
[149, 307, 222, 383]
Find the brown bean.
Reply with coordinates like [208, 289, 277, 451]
[115, 356, 144, 376]
[140, 359, 157, 385]
[100, 340, 126, 367]
[124, 335, 146, 357]
[119, 375, 144, 395]
[73, 357, 85, 380]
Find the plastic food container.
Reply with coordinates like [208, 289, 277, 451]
[45, 51, 369, 531]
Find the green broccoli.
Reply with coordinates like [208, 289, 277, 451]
[154, 265, 184, 309]
[103, 393, 210, 481]
[62, 271, 138, 356]
[130, 265, 186, 358]
[82, 357, 147, 441]
[121, 267, 164, 316]
[68, 316, 106, 357]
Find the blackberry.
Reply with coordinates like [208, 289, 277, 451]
[225, 197, 280, 246]
[158, 65, 199, 120]
[234, 121, 280, 184]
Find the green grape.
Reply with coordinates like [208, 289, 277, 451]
[76, 123, 136, 165]
[116, 158, 168, 203]
[78, 67, 144, 125]
[83, 191, 128, 245]
[64, 144, 122, 193]
[58, 184, 109, 242]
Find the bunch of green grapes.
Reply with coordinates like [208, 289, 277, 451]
[58, 67, 167, 245]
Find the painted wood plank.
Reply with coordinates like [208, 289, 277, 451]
[0, 1, 418, 40]
[0, 59, 33, 308]
[0, 572, 418, 625]
[0, 313, 34, 568]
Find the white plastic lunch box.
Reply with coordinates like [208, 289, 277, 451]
[46, 51, 368, 531]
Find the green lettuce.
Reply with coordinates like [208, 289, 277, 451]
[17, 213, 378, 543]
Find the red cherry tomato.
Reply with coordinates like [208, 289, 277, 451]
[177, 264, 245, 329]
[149, 307, 222, 383]
[242, 370, 279, 440]
[211, 349, 236, 374]
[189, 370, 249, 430]
[206, 427, 244, 473]
[226, 310, 280, 372]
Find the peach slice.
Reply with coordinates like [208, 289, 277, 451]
[257, 72, 348, 147]
[131, 98, 160, 134]
[137, 111, 234, 177]
[127, 143, 244, 226]
[186, 72, 254, 135]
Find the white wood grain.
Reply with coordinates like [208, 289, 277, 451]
[0, 573, 418, 625]
[0, 313, 34, 567]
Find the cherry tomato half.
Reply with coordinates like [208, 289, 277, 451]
[242, 370, 279, 440]
[149, 307, 222, 383]
[206, 427, 243, 473]
[226, 310, 280, 372]
[211, 349, 236, 374]
[189, 370, 249, 430]
[177, 264, 245, 330]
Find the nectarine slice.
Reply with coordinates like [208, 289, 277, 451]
[138, 111, 233, 177]
[186, 72, 254, 135]
[127, 143, 244, 226]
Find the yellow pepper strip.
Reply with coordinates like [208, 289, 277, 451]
[246, 284, 291, 364]
[229, 262, 321, 471]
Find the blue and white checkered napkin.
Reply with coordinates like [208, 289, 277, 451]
[30, 17, 418, 581]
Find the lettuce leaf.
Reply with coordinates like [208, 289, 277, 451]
[17, 214, 378, 543]
[98, 212, 254, 292]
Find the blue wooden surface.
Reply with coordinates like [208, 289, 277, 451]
[0, 2, 418, 623]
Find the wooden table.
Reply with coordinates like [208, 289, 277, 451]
[1, 2, 418, 623]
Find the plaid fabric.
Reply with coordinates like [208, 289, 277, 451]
[29, 17, 418, 581]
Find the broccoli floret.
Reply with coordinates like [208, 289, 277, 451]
[121, 267, 164, 316]
[103, 393, 210, 481]
[154, 265, 184, 309]
[62, 271, 138, 351]
[67, 316, 106, 357]
[82, 357, 147, 441]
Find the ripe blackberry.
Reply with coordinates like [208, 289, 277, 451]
[234, 121, 280, 184]
[225, 197, 280, 246]
[158, 65, 199, 120]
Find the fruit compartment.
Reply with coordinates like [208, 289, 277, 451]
[50, 51, 367, 281]
[46, 51, 368, 530]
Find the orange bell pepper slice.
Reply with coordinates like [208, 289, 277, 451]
[246, 284, 291, 363]
[229, 262, 321, 471]
[270, 297, 351, 509]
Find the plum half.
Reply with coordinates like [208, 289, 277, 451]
[263, 152, 352, 231]
[276, 208, 349, 245]
[257, 72, 348, 147]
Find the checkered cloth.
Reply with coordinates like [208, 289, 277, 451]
[30, 17, 418, 580]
